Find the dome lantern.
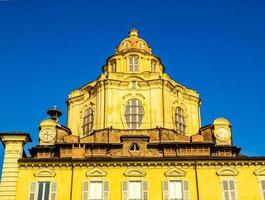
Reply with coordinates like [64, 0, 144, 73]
[129, 28, 139, 37]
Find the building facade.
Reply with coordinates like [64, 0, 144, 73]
[0, 29, 265, 200]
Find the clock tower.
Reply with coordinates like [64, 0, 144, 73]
[38, 107, 69, 145]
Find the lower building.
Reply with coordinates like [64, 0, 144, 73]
[0, 29, 265, 200]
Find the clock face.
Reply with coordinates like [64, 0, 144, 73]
[40, 128, 55, 142]
[215, 127, 231, 141]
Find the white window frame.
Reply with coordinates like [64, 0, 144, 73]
[129, 56, 139, 72]
[89, 181, 103, 200]
[129, 181, 142, 200]
[82, 107, 94, 135]
[28, 181, 57, 200]
[260, 179, 265, 200]
[124, 99, 144, 129]
[122, 179, 148, 200]
[220, 178, 238, 200]
[175, 107, 186, 134]
[169, 180, 183, 200]
[162, 179, 189, 200]
[82, 180, 109, 200]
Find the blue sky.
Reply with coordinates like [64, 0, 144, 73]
[0, 0, 265, 171]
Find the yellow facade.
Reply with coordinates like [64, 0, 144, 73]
[14, 161, 265, 200]
[1, 29, 265, 200]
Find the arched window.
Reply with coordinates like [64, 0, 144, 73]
[82, 108, 94, 135]
[129, 56, 139, 72]
[124, 99, 144, 129]
[151, 60, 157, 72]
[175, 107, 186, 134]
[110, 60, 116, 72]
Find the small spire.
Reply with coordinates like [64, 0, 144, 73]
[129, 28, 139, 37]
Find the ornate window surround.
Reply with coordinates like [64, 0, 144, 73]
[81, 104, 95, 136]
[121, 93, 146, 129]
[217, 167, 239, 200]
[172, 101, 188, 134]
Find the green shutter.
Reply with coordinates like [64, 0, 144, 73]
[142, 180, 148, 200]
[50, 182, 57, 200]
[122, 181, 128, 200]
[103, 181, 109, 200]
[162, 181, 169, 200]
[82, 181, 89, 200]
[28, 182, 38, 200]
[183, 180, 190, 200]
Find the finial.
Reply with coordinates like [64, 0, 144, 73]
[129, 28, 139, 37]
[47, 106, 62, 122]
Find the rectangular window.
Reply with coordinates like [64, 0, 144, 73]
[129, 181, 142, 200]
[261, 180, 265, 200]
[129, 56, 139, 72]
[132, 81, 137, 89]
[89, 181, 103, 200]
[169, 181, 183, 200]
[222, 180, 237, 200]
[29, 181, 57, 200]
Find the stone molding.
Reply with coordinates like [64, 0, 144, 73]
[86, 167, 107, 177]
[216, 167, 239, 176]
[124, 168, 146, 177]
[34, 168, 56, 177]
[164, 167, 186, 177]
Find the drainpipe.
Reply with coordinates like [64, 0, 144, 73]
[70, 160, 74, 200]
[195, 160, 200, 200]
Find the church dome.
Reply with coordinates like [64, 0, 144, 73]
[116, 28, 152, 54]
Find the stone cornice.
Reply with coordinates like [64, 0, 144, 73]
[18, 157, 265, 168]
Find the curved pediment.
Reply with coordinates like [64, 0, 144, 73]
[86, 167, 107, 177]
[124, 168, 146, 177]
[34, 168, 56, 177]
[254, 167, 265, 176]
[216, 167, 238, 176]
[164, 168, 186, 177]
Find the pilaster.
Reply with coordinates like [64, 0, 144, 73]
[0, 133, 31, 200]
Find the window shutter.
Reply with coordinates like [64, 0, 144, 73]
[103, 181, 109, 200]
[122, 181, 128, 200]
[142, 180, 148, 200]
[162, 181, 169, 200]
[183, 180, 190, 200]
[82, 181, 89, 200]
[50, 182, 57, 200]
[28, 182, 38, 200]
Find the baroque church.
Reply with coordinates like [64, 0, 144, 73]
[0, 29, 265, 200]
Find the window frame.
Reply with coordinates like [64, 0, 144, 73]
[168, 180, 183, 200]
[110, 60, 116, 72]
[221, 179, 238, 200]
[128, 56, 139, 72]
[260, 180, 265, 200]
[151, 60, 157, 72]
[175, 107, 186, 134]
[128, 180, 142, 200]
[124, 99, 144, 129]
[82, 107, 94, 135]
[89, 181, 103, 200]
[29, 181, 57, 200]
